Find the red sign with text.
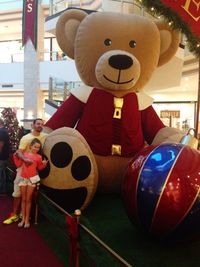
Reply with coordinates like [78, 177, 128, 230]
[22, 0, 38, 49]
[160, 0, 200, 37]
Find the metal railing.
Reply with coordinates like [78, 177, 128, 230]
[0, 53, 24, 64]
[0, 0, 49, 10]
[49, 0, 102, 15]
[48, 0, 148, 16]
[39, 191, 133, 267]
[0, 51, 70, 64]
[49, 76, 82, 101]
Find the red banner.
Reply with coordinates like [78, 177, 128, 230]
[160, 0, 200, 37]
[22, 0, 38, 49]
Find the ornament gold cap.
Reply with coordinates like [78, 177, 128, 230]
[74, 209, 81, 216]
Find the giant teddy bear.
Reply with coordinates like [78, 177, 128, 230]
[40, 9, 183, 212]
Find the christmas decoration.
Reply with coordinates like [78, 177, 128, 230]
[1, 108, 23, 152]
[137, 0, 200, 57]
[22, 0, 38, 49]
[122, 143, 200, 238]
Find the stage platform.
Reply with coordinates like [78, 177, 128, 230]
[38, 192, 200, 267]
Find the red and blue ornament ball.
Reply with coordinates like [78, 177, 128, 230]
[122, 143, 200, 238]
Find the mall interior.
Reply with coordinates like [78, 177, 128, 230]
[0, 1, 200, 266]
[0, 0, 199, 134]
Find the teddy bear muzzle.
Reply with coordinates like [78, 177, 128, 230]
[95, 50, 141, 91]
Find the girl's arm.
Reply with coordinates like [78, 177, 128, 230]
[37, 155, 48, 170]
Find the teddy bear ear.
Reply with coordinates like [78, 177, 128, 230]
[155, 21, 180, 66]
[56, 9, 87, 59]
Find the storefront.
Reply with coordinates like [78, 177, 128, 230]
[153, 101, 199, 134]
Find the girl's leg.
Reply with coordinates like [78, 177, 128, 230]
[24, 185, 35, 225]
[19, 185, 27, 226]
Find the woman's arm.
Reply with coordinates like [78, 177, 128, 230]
[15, 149, 34, 165]
[13, 153, 23, 168]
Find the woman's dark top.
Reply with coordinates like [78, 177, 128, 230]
[0, 128, 10, 160]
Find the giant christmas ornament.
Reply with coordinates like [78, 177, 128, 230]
[122, 143, 200, 237]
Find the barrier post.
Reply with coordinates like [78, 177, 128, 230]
[66, 209, 81, 267]
[74, 209, 81, 267]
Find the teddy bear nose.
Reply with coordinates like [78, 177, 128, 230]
[108, 55, 133, 70]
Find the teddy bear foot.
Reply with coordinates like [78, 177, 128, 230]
[39, 127, 98, 212]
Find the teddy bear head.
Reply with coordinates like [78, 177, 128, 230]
[56, 9, 179, 95]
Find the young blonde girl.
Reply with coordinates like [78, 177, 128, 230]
[13, 138, 47, 228]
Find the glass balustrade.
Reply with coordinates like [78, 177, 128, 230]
[49, 76, 82, 103]
[49, 0, 102, 15]
[0, 51, 70, 63]
[0, 0, 49, 10]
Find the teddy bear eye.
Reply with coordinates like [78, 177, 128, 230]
[104, 39, 112, 46]
[129, 40, 136, 48]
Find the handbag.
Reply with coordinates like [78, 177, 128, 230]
[29, 175, 40, 184]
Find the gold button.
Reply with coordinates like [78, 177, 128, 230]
[111, 144, 121, 155]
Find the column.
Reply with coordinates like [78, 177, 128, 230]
[23, 1, 45, 128]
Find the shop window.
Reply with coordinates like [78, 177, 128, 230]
[153, 102, 197, 133]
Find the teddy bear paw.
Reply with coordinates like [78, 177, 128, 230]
[39, 127, 98, 213]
